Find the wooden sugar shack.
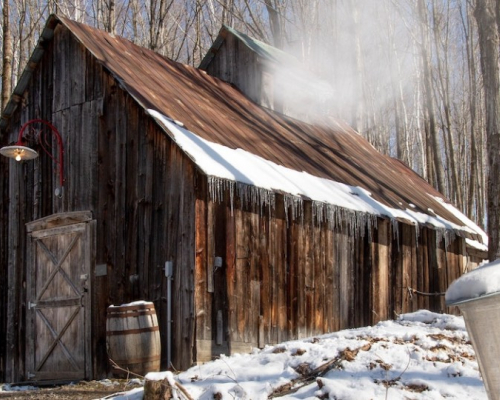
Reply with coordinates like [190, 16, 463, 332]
[0, 16, 487, 382]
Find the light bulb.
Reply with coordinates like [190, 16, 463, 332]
[15, 153, 22, 161]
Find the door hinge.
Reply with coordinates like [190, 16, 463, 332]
[27, 372, 36, 379]
[28, 302, 37, 310]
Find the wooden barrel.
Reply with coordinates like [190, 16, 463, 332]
[106, 302, 161, 376]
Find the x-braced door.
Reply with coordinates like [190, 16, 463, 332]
[26, 212, 94, 381]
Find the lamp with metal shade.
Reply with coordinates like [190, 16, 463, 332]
[0, 145, 39, 161]
[0, 119, 65, 196]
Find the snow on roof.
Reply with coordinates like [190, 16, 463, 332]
[446, 259, 500, 304]
[433, 196, 488, 247]
[466, 238, 488, 252]
[149, 109, 486, 241]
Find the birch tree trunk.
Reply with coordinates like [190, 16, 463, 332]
[417, 0, 445, 194]
[461, 2, 480, 224]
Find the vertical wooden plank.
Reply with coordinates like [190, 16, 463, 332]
[249, 207, 260, 345]
[409, 226, 418, 312]
[6, 158, 24, 382]
[0, 153, 8, 382]
[213, 199, 227, 352]
[401, 224, 412, 313]
[234, 207, 245, 343]
[194, 176, 209, 351]
[86, 219, 96, 379]
[225, 199, 237, 349]
[312, 215, 323, 335]
[275, 199, 288, 343]
[25, 233, 35, 379]
[427, 229, 439, 311]
[437, 237, 448, 313]
[167, 144, 180, 366]
[144, 112, 155, 305]
[178, 157, 196, 369]
[420, 229, 430, 311]
[250, 280, 261, 345]
[259, 207, 271, 345]
[371, 219, 390, 324]
[296, 216, 306, 339]
[338, 224, 349, 330]
[358, 229, 370, 327]
[69, 33, 85, 105]
[269, 207, 280, 344]
[324, 225, 335, 333]
[286, 206, 295, 339]
[346, 228, 355, 328]
[207, 201, 215, 294]
[416, 229, 424, 310]
[302, 206, 314, 338]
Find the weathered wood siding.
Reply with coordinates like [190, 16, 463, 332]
[194, 191, 467, 361]
[0, 154, 8, 381]
[2, 22, 197, 381]
[204, 33, 277, 111]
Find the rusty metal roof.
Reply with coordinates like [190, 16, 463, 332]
[0, 15, 485, 242]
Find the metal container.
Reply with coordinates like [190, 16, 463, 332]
[447, 292, 500, 400]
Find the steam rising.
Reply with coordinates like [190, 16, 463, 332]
[271, 1, 420, 155]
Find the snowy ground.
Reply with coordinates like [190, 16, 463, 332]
[99, 310, 486, 400]
[0, 310, 486, 399]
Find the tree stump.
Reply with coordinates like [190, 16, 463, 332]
[143, 377, 173, 400]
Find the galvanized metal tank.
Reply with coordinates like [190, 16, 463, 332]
[447, 292, 500, 400]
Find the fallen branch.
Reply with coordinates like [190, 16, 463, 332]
[268, 349, 355, 398]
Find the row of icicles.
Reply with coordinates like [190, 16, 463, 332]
[207, 176, 457, 249]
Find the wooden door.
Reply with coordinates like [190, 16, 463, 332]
[26, 212, 94, 381]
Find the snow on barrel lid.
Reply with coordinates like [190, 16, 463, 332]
[446, 259, 500, 305]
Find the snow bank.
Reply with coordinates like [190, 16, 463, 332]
[103, 310, 485, 400]
[446, 259, 500, 304]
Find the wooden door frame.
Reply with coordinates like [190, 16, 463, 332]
[25, 211, 95, 381]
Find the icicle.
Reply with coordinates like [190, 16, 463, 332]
[414, 223, 420, 248]
[442, 229, 455, 250]
[436, 228, 444, 248]
[284, 196, 289, 226]
[208, 176, 222, 203]
[261, 190, 266, 218]
[229, 181, 234, 216]
[391, 218, 400, 251]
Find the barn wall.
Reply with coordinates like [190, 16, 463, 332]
[3, 22, 197, 381]
[0, 155, 8, 381]
[203, 32, 331, 122]
[194, 190, 468, 362]
[204, 33, 277, 111]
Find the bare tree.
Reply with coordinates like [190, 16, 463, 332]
[474, 0, 500, 260]
[2, 0, 12, 111]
